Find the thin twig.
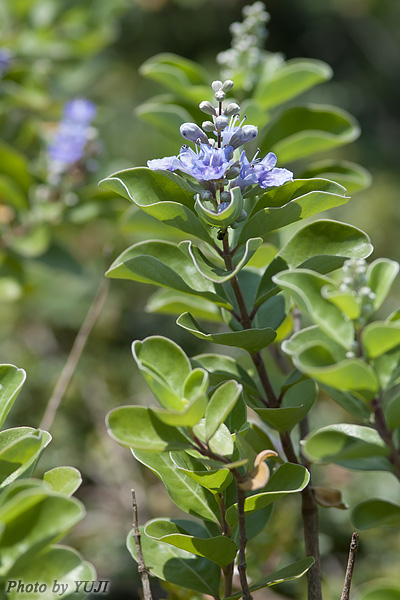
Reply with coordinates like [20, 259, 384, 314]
[371, 396, 400, 480]
[132, 489, 153, 600]
[340, 532, 359, 600]
[39, 276, 109, 431]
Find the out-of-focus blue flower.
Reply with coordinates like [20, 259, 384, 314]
[148, 144, 235, 182]
[47, 97, 97, 182]
[63, 98, 97, 124]
[0, 49, 12, 78]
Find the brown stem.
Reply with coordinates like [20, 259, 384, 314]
[219, 494, 234, 598]
[236, 482, 253, 600]
[372, 397, 400, 480]
[221, 237, 322, 599]
[340, 532, 359, 600]
[132, 489, 153, 600]
[40, 275, 109, 431]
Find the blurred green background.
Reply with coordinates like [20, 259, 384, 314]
[1, 0, 399, 598]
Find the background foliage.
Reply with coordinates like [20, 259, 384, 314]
[1, 0, 400, 599]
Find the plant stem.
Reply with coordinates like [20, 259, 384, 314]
[340, 532, 359, 600]
[236, 482, 253, 600]
[40, 275, 109, 431]
[132, 489, 153, 600]
[221, 240, 322, 600]
[371, 397, 400, 480]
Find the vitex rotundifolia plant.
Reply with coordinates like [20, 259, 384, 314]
[99, 5, 400, 600]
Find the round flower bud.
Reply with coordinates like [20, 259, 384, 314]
[229, 124, 258, 148]
[359, 286, 372, 297]
[212, 80, 223, 92]
[222, 79, 234, 92]
[217, 201, 231, 213]
[180, 123, 208, 144]
[214, 115, 229, 131]
[200, 190, 213, 201]
[220, 191, 231, 202]
[224, 103, 241, 116]
[199, 101, 217, 116]
[215, 90, 226, 101]
[345, 351, 356, 359]
[225, 165, 240, 179]
[202, 121, 215, 132]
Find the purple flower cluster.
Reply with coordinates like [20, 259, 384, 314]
[47, 98, 96, 180]
[148, 144, 235, 183]
[147, 80, 292, 198]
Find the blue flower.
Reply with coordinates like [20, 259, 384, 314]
[47, 97, 97, 181]
[235, 151, 293, 190]
[148, 144, 235, 182]
[63, 98, 96, 124]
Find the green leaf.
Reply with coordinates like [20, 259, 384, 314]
[170, 451, 233, 493]
[385, 393, 400, 430]
[300, 160, 372, 194]
[132, 450, 221, 523]
[321, 285, 361, 320]
[106, 406, 191, 452]
[352, 499, 400, 529]
[254, 58, 332, 109]
[0, 141, 32, 193]
[139, 53, 209, 103]
[99, 168, 212, 242]
[226, 463, 310, 527]
[150, 369, 209, 427]
[367, 258, 399, 310]
[132, 336, 191, 410]
[362, 322, 400, 359]
[278, 220, 372, 268]
[260, 104, 360, 162]
[273, 269, 354, 348]
[107, 241, 230, 309]
[193, 420, 234, 457]
[145, 518, 237, 567]
[302, 424, 391, 471]
[320, 385, 371, 420]
[8, 225, 51, 258]
[205, 381, 242, 440]
[136, 102, 193, 141]
[0, 428, 51, 488]
[357, 582, 400, 600]
[294, 345, 379, 399]
[192, 354, 260, 399]
[0, 364, 26, 428]
[146, 289, 222, 322]
[127, 527, 221, 597]
[43, 467, 82, 497]
[238, 179, 348, 244]
[255, 380, 317, 432]
[7, 545, 96, 600]
[226, 557, 315, 599]
[177, 312, 276, 353]
[195, 186, 244, 228]
[0, 488, 85, 575]
[282, 325, 345, 363]
[180, 237, 263, 283]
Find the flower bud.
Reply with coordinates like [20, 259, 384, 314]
[214, 115, 229, 131]
[220, 191, 231, 202]
[229, 124, 258, 148]
[222, 79, 234, 92]
[212, 80, 223, 91]
[202, 120, 215, 132]
[224, 103, 241, 116]
[180, 123, 208, 144]
[199, 101, 217, 116]
[215, 90, 226, 101]
[200, 190, 213, 201]
[217, 201, 230, 213]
